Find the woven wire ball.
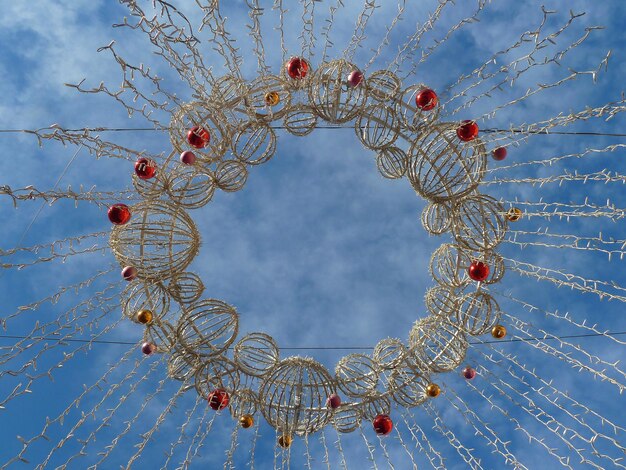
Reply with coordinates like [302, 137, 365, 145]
[282, 105, 319, 136]
[167, 272, 204, 304]
[110, 200, 200, 281]
[366, 69, 402, 102]
[121, 280, 171, 323]
[245, 74, 291, 120]
[308, 59, 368, 124]
[193, 355, 241, 396]
[167, 349, 200, 382]
[231, 121, 277, 166]
[335, 354, 380, 398]
[332, 403, 362, 434]
[228, 388, 259, 419]
[424, 285, 460, 318]
[375, 146, 408, 179]
[176, 299, 239, 357]
[356, 103, 400, 150]
[456, 290, 501, 336]
[166, 164, 216, 209]
[395, 84, 440, 131]
[373, 338, 407, 370]
[421, 201, 453, 235]
[259, 357, 335, 436]
[212, 160, 248, 192]
[408, 315, 468, 373]
[407, 122, 487, 202]
[430, 243, 472, 289]
[387, 356, 431, 407]
[233, 332, 281, 378]
[451, 194, 508, 251]
[169, 101, 231, 164]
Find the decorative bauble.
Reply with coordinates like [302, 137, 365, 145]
[506, 207, 522, 222]
[180, 151, 196, 165]
[187, 126, 211, 149]
[108, 204, 131, 225]
[136, 309, 153, 324]
[109, 201, 200, 280]
[170, 102, 229, 162]
[286, 57, 309, 79]
[348, 69, 364, 87]
[492, 147, 507, 161]
[208, 389, 230, 410]
[259, 357, 334, 436]
[407, 123, 486, 202]
[278, 435, 293, 448]
[492, 324, 507, 339]
[468, 261, 490, 282]
[327, 394, 341, 409]
[264, 91, 280, 106]
[121, 266, 137, 281]
[426, 383, 441, 398]
[134, 157, 157, 180]
[373, 414, 393, 435]
[240, 414, 254, 429]
[141, 342, 156, 355]
[457, 120, 479, 141]
[463, 366, 477, 380]
[415, 88, 438, 111]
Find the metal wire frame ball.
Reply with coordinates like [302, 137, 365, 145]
[110, 200, 200, 281]
[258, 357, 335, 436]
[408, 315, 469, 373]
[407, 122, 487, 202]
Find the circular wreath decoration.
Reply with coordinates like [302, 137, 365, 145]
[108, 57, 516, 442]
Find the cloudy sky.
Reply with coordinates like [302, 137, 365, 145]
[0, 0, 625, 468]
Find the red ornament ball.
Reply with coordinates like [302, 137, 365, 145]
[180, 150, 196, 165]
[415, 88, 438, 111]
[347, 70, 364, 87]
[463, 366, 477, 380]
[207, 389, 230, 410]
[327, 394, 341, 409]
[373, 414, 393, 436]
[492, 147, 507, 161]
[468, 261, 490, 282]
[141, 342, 156, 355]
[286, 57, 309, 79]
[134, 157, 157, 179]
[456, 120, 479, 142]
[108, 204, 131, 225]
[121, 266, 137, 281]
[187, 126, 210, 149]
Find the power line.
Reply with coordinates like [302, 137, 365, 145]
[1, 127, 626, 137]
[0, 331, 624, 349]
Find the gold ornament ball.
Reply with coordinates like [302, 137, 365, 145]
[239, 414, 254, 429]
[136, 309, 153, 324]
[278, 435, 293, 448]
[492, 324, 507, 339]
[506, 207, 522, 222]
[426, 383, 441, 398]
[264, 91, 280, 106]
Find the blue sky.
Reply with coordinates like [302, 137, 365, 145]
[1, 0, 625, 468]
